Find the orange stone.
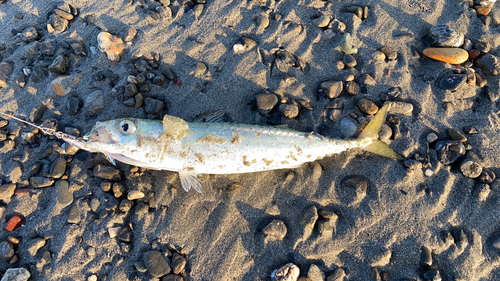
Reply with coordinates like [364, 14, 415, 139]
[475, 6, 491, 16]
[5, 216, 22, 231]
[422, 48, 469, 64]
[97, 32, 124, 62]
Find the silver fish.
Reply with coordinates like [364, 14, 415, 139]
[62, 103, 402, 192]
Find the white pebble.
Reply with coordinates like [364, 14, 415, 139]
[108, 227, 121, 238]
[424, 169, 434, 177]
[427, 133, 438, 143]
[388, 101, 413, 115]
[233, 44, 246, 54]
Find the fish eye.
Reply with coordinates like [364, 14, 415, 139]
[119, 120, 136, 135]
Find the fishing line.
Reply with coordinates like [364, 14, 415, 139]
[0, 111, 76, 140]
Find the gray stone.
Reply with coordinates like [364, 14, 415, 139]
[301, 206, 318, 232]
[30, 65, 46, 83]
[161, 67, 176, 80]
[339, 116, 358, 138]
[30, 177, 54, 188]
[29, 103, 46, 122]
[272, 263, 300, 281]
[343, 54, 357, 68]
[51, 14, 68, 34]
[67, 96, 81, 116]
[262, 219, 287, 240]
[321, 81, 343, 99]
[279, 104, 299, 119]
[439, 74, 467, 90]
[49, 55, 69, 74]
[50, 156, 66, 178]
[0, 241, 15, 260]
[0, 268, 31, 281]
[474, 54, 500, 76]
[429, 24, 464, 47]
[460, 152, 483, 178]
[143, 250, 171, 277]
[67, 204, 80, 224]
[55, 180, 73, 208]
[86, 90, 104, 114]
[172, 252, 187, 274]
[256, 94, 278, 115]
[144, 98, 164, 114]
[93, 165, 121, 181]
[0, 62, 13, 88]
[435, 141, 465, 165]
[21, 27, 38, 42]
[420, 246, 432, 267]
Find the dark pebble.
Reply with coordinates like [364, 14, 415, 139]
[144, 98, 164, 114]
[51, 14, 69, 34]
[123, 98, 135, 107]
[50, 156, 66, 179]
[420, 246, 432, 267]
[135, 93, 144, 108]
[256, 94, 278, 115]
[468, 49, 480, 60]
[67, 97, 82, 116]
[0, 241, 15, 260]
[30, 65, 46, 83]
[103, 69, 119, 81]
[474, 54, 500, 76]
[448, 128, 467, 142]
[161, 67, 176, 80]
[117, 226, 133, 242]
[58, 40, 70, 49]
[439, 74, 466, 90]
[124, 84, 138, 97]
[30, 177, 54, 188]
[343, 54, 357, 68]
[463, 125, 477, 134]
[262, 219, 287, 240]
[387, 87, 402, 99]
[435, 140, 465, 165]
[137, 73, 147, 84]
[93, 164, 121, 181]
[143, 250, 171, 278]
[153, 74, 166, 85]
[429, 24, 463, 47]
[345, 81, 360, 96]
[423, 269, 441, 281]
[72, 43, 84, 55]
[21, 26, 38, 42]
[29, 103, 46, 122]
[474, 41, 490, 53]
[171, 252, 187, 274]
[346, 5, 363, 18]
[13, 70, 25, 87]
[484, 86, 499, 102]
[40, 39, 57, 56]
[478, 168, 496, 184]
[139, 84, 151, 93]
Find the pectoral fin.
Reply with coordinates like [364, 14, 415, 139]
[163, 115, 189, 140]
[178, 168, 202, 193]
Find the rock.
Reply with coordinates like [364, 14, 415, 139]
[475, 6, 491, 16]
[28, 238, 46, 256]
[339, 116, 358, 138]
[346, 5, 363, 18]
[112, 183, 125, 198]
[103, 69, 119, 81]
[127, 190, 144, 200]
[55, 8, 74, 21]
[307, 264, 325, 281]
[427, 133, 438, 143]
[143, 250, 171, 277]
[55, 180, 73, 208]
[0, 62, 13, 88]
[387, 101, 413, 115]
[0, 241, 15, 259]
[422, 48, 468, 64]
[23, 42, 39, 57]
[48, 55, 69, 74]
[317, 218, 334, 235]
[0, 184, 16, 202]
[257, 14, 270, 29]
[339, 33, 357, 55]
[144, 98, 164, 114]
[313, 15, 331, 28]
[448, 128, 467, 142]
[0, 207, 6, 222]
[345, 81, 360, 96]
[327, 268, 345, 281]
[429, 24, 464, 47]
[369, 248, 391, 267]
[13, 70, 26, 87]
[30, 65, 46, 83]
[21, 26, 38, 42]
[30, 177, 54, 188]
[473, 183, 490, 201]
[51, 75, 77, 96]
[4, 216, 22, 231]
[262, 219, 287, 240]
[279, 104, 299, 119]
[0, 268, 31, 281]
[257, 94, 278, 115]
[301, 206, 318, 232]
[124, 26, 137, 42]
[29, 103, 46, 123]
[478, 168, 496, 184]
[86, 90, 104, 114]
[439, 74, 467, 90]
[172, 252, 187, 274]
[484, 86, 499, 102]
[343, 54, 357, 68]
[329, 109, 341, 122]
[117, 226, 133, 242]
[474, 54, 500, 76]
[162, 275, 183, 281]
[67, 204, 80, 224]
[50, 156, 66, 178]
[474, 41, 491, 53]
[67, 97, 82, 116]
[93, 165, 121, 181]
[272, 263, 300, 281]
[321, 81, 343, 99]
[357, 99, 379, 115]
[469, 49, 481, 60]
[72, 43, 84, 55]
[436, 141, 465, 165]
[161, 67, 176, 80]
[343, 177, 367, 202]
[97, 32, 124, 62]
[420, 246, 432, 267]
[135, 93, 144, 108]
[460, 151, 482, 178]
[124, 84, 138, 97]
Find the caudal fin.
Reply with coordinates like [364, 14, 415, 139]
[358, 103, 404, 160]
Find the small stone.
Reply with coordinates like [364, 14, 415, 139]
[429, 24, 464, 47]
[473, 183, 490, 201]
[49, 55, 69, 74]
[67, 204, 80, 224]
[474, 41, 491, 53]
[93, 165, 121, 181]
[387, 101, 413, 115]
[124, 26, 137, 42]
[463, 125, 478, 135]
[21, 26, 38, 42]
[336, 61, 345, 70]
[474, 54, 500, 76]
[462, 39, 473, 50]
[88, 275, 97, 281]
[162, 274, 183, 281]
[86, 90, 104, 114]
[103, 69, 119, 81]
[0, 184, 16, 202]
[301, 206, 318, 232]
[135, 93, 144, 108]
[1, 268, 31, 281]
[272, 263, 300, 281]
[145, 98, 164, 115]
[112, 183, 125, 198]
[466, 68, 476, 85]
[468, 49, 481, 60]
[327, 268, 346, 281]
[423, 48, 468, 64]
[257, 94, 278, 115]
[0, 62, 14, 88]
[317, 219, 334, 235]
[478, 168, 496, 184]
[127, 190, 144, 200]
[420, 246, 432, 267]
[484, 86, 499, 102]
[72, 43, 84, 55]
[29, 103, 46, 123]
[153, 74, 167, 85]
[161, 67, 176, 80]
[0, 241, 15, 260]
[329, 109, 341, 122]
[28, 238, 46, 256]
[427, 133, 438, 143]
[279, 104, 299, 119]
[97, 32, 124, 62]
[13, 70, 26, 87]
[357, 99, 379, 115]
[436, 140, 465, 165]
[339, 117, 358, 138]
[439, 74, 467, 90]
[143, 250, 172, 277]
[50, 156, 66, 178]
[313, 15, 331, 28]
[30, 65, 46, 84]
[380, 46, 397, 60]
[343, 54, 357, 68]
[51, 75, 76, 96]
[372, 51, 386, 61]
[55, 180, 73, 208]
[460, 152, 483, 178]
[30, 177, 54, 188]
[5, 216, 22, 231]
[345, 81, 360, 96]
[307, 264, 325, 281]
[51, 14, 68, 34]
[448, 128, 467, 142]
[55, 8, 74, 20]
[321, 81, 343, 99]
[117, 226, 133, 242]
[90, 198, 100, 212]
[100, 181, 112, 192]
[257, 15, 270, 29]
[0, 207, 6, 222]
[108, 227, 120, 238]
[262, 220, 287, 240]
[339, 33, 357, 55]
[172, 252, 187, 274]
[346, 5, 363, 18]
[475, 6, 491, 16]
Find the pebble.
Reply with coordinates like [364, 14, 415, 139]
[272, 263, 300, 281]
[346, 5, 363, 18]
[478, 168, 496, 184]
[0, 241, 15, 259]
[262, 219, 287, 240]
[5, 216, 22, 231]
[193, 4, 204, 19]
[1, 268, 31, 281]
[124, 26, 137, 42]
[439, 74, 467, 90]
[387, 101, 413, 115]
[172, 252, 187, 274]
[448, 128, 467, 142]
[50, 157, 66, 179]
[307, 264, 325, 281]
[339, 33, 357, 55]
[380, 46, 397, 60]
[420, 246, 433, 267]
[51, 75, 76, 96]
[256, 94, 278, 115]
[28, 238, 46, 256]
[474, 41, 490, 53]
[475, 6, 491, 16]
[313, 15, 331, 28]
[153, 74, 166, 85]
[30, 177, 54, 188]
[145, 98, 165, 115]
[21, 26, 38, 42]
[301, 206, 318, 233]
[135, 93, 145, 108]
[473, 183, 490, 201]
[343, 54, 357, 68]
[50, 14, 69, 34]
[49, 55, 69, 74]
[357, 99, 379, 115]
[329, 109, 341, 122]
[31, 65, 46, 83]
[474, 53, 500, 76]
[372, 51, 386, 61]
[279, 104, 299, 119]
[0, 207, 5, 222]
[97, 32, 124, 62]
[127, 190, 144, 200]
[112, 183, 125, 198]
[427, 133, 438, 143]
[13, 70, 26, 87]
[435, 141, 465, 165]
[86, 90, 105, 114]
[90, 198, 100, 212]
[55, 8, 74, 21]
[67, 96, 82, 116]
[72, 43, 84, 55]
[0, 184, 15, 202]
[117, 226, 133, 242]
[161, 67, 176, 81]
[327, 268, 346, 281]
[143, 250, 171, 278]
[93, 164, 121, 180]
[466, 68, 476, 85]
[108, 227, 120, 238]
[257, 15, 270, 29]
[336, 61, 345, 70]
[462, 39, 473, 50]
[339, 116, 358, 138]
[124, 84, 138, 97]
[460, 152, 483, 178]
[317, 218, 334, 235]
[0, 62, 13, 88]
[423, 48, 468, 64]
[468, 49, 479, 61]
[88, 275, 97, 281]
[162, 275, 184, 281]
[55, 180, 73, 208]
[321, 81, 343, 99]
[67, 204, 81, 224]
[329, 19, 346, 33]
[429, 24, 464, 47]
[101, 181, 112, 192]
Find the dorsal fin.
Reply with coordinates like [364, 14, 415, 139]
[163, 115, 189, 140]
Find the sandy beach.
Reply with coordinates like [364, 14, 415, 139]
[0, 0, 499, 280]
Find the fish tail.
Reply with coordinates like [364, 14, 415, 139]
[358, 103, 404, 160]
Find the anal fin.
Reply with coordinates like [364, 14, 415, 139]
[178, 168, 202, 193]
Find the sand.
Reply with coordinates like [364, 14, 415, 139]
[0, 0, 500, 280]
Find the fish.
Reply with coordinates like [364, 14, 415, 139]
[57, 103, 403, 193]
